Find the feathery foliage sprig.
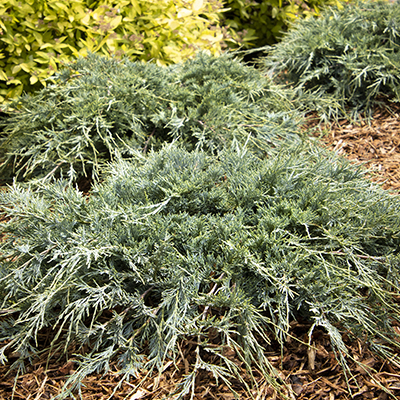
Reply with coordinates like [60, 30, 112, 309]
[0, 52, 299, 184]
[1, 143, 400, 398]
[262, 0, 400, 121]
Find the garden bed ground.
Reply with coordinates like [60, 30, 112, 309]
[1, 104, 400, 399]
[308, 101, 400, 193]
[0, 320, 399, 399]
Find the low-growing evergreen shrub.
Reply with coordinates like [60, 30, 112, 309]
[1, 143, 400, 398]
[221, 0, 346, 49]
[0, 0, 227, 101]
[0, 52, 299, 183]
[262, 0, 400, 120]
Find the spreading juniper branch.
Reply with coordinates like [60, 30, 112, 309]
[0, 52, 301, 183]
[1, 142, 400, 398]
[262, 0, 400, 121]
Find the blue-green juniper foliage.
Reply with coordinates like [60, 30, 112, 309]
[1, 143, 400, 398]
[0, 52, 298, 183]
[262, 0, 400, 120]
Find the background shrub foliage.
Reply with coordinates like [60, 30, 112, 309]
[0, 0, 226, 101]
[1, 144, 400, 398]
[0, 0, 352, 102]
[221, 0, 347, 49]
[0, 52, 299, 183]
[262, 0, 400, 120]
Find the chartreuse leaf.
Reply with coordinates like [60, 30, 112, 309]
[0, 0, 233, 101]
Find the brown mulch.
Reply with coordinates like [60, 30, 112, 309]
[1, 104, 400, 399]
[306, 102, 400, 192]
[1, 321, 400, 400]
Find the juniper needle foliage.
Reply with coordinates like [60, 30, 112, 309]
[262, 0, 400, 120]
[0, 52, 298, 183]
[1, 144, 400, 398]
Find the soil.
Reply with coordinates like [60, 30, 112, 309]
[1, 104, 400, 399]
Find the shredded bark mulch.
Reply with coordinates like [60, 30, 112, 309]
[1, 104, 400, 399]
[1, 321, 400, 399]
[307, 101, 400, 192]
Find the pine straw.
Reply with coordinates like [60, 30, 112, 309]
[2, 105, 400, 400]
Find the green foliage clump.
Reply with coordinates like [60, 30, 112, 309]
[1, 143, 400, 398]
[262, 0, 400, 120]
[0, 0, 227, 102]
[221, 0, 346, 49]
[0, 52, 299, 183]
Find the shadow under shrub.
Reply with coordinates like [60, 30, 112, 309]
[1, 143, 400, 398]
[0, 52, 299, 184]
[262, 0, 400, 121]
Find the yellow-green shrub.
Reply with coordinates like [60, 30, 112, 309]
[0, 0, 226, 102]
[221, 0, 348, 48]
